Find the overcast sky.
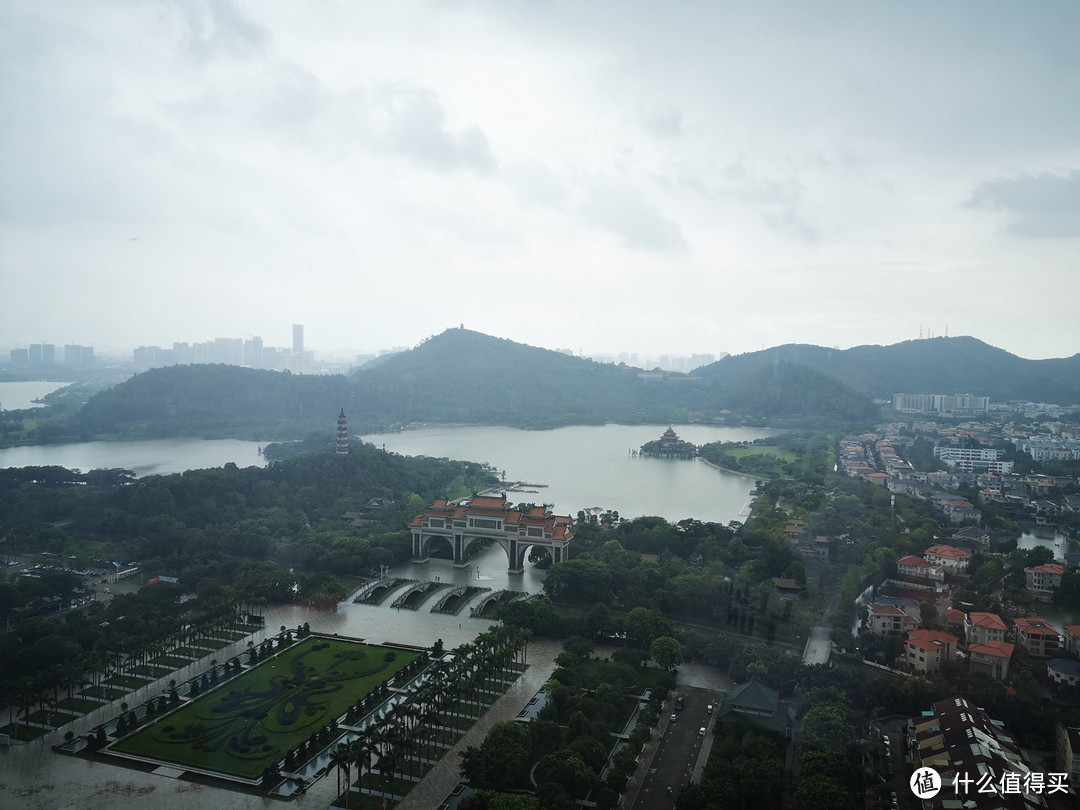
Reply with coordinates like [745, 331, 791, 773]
[2, 1, 1078, 362]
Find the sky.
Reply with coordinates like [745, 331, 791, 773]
[2, 1, 1079, 362]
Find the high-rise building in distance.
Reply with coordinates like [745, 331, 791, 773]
[292, 324, 304, 354]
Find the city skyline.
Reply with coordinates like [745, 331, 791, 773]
[3, 323, 1078, 370]
[2, 3, 1079, 361]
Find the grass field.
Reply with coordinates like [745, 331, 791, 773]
[112, 637, 419, 780]
[722, 445, 797, 462]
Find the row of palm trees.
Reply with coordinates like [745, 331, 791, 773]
[0, 604, 260, 739]
[325, 626, 533, 807]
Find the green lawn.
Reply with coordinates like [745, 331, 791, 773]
[112, 637, 419, 780]
[723, 445, 796, 462]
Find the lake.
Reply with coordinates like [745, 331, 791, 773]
[0, 380, 73, 410]
[0, 423, 771, 524]
[0, 438, 267, 477]
[1017, 529, 1079, 560]
[366, 423, 774, 524]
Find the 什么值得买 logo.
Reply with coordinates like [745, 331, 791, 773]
[910, 767, 941, 799]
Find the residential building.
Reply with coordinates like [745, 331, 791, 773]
[965, 612, 1008, 646]
[924, 544, 972, 574]
[1064, 625, 1080, 657]
[1013, 617, 1060, 658]
[945, 607, 966, 636]
[896, 554, 945, 583]
[905, 629, 958, 675]
[866, 603, 919, 637]
[1058, 724, 1080, 785]
[951, 525, 990, 548]
[911, 696, 1046, 810]
[968, 640, 1014, 681]
[893, 393, 990, 415]
[1025, 563, 1065, 603]
[1047, 659, 1080, 688]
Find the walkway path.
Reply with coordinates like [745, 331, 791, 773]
[394, 637, 560, 810]
[802, 623, 832, 666]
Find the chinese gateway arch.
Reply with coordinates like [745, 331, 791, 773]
[409, 494, 574, 574]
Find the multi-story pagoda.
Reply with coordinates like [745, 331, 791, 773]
[640, 426, 697, 459]
[336, 409, 349, 455]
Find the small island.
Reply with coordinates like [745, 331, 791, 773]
[639, 426, 697, 459]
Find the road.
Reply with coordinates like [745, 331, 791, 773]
[629, 685, 719, 809]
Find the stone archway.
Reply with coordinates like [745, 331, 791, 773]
[408, 494, 574, 574]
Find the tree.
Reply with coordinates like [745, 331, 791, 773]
[800, 704, 854, 753]
[460, 721, 531, 792]
[534, 752, 598, 799]
[460, 791, 542, 810]
[623, 607, 672, 647]
[649, 636, 684, 671]
[794, 774, 854, 810]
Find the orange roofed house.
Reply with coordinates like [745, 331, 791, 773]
[968, 640, 1014, 681]
[1013, 617, 1060, 658]
[965, 611, 1007, 646]
[896, 555, 945, 583]
[923, 544, 972, 574]
[905, 629, 958, 676]
[866, 603, 919, 637]
[1026, 562, 1065, 603]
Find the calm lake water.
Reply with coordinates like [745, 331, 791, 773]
[0, 438, 267, 477]
[0, 423, 770, 524]
[1016, 528, 1079, 559]
[366, 423, 774, 524]
[0, 380, 72, 410]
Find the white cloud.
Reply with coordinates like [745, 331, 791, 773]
[1, 0, 1079, 361]
[579, 181, 687, 253]
[966, 171, 1080, 238]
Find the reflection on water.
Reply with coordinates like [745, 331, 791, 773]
[1017, 529, 1079, 558]
[0, 380, 73, 411]
[389, 543, 548, 593]
[369, 423, 772, 524]
[1013, 530, 1080, 628]
[294, 543, 548, 651]
[0, 437, 267, 476]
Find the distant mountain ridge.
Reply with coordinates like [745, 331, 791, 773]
[65, 329, 876, 440]
[61, 331, 1076, 444]
[694, 336, 1080, 404]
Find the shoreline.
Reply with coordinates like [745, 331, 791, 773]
[698, 456, 769, 482]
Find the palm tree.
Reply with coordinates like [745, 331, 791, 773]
[351, 730, 376, 796]
[329, 743, 352, 803]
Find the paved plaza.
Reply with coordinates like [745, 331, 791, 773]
[0, 596, 561, 810]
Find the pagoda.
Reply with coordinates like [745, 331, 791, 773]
[335, 409, 349, 454]
[640, 426, 697, 459]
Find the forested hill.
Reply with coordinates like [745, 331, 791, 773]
[350, 329, 648, 428]
[61, 328, 876, 440]
[695, 336, 1080, 404]
[70, 364, 359, 440]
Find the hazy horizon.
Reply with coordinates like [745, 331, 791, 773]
[2, 326, 1075, 368]
[3, 2, 1078, 361]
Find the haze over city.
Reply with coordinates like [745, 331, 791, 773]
[2, 1, 1079, 361]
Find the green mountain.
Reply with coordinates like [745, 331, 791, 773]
[70, 364, 358, 440]
[695, 336, 1080, 404]
[62, 328, 877, 440]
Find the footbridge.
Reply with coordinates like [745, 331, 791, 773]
[408, 494, 574, 574]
